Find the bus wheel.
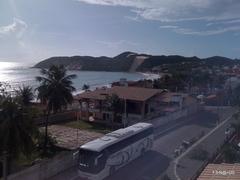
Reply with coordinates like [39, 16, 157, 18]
[110, 166, 116, 175]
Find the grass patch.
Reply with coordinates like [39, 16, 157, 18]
[63, 120, 112, 134]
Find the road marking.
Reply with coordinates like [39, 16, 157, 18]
[173, 110, 238, 180]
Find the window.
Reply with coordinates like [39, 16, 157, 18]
[78, 149, 107, 174]
[106, 127, 153, 155]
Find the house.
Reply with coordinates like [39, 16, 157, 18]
[75, 86, 198, 127]
[75, 86, 164, 126]
[197, 163, 240, 180]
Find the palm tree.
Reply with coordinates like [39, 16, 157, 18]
[106, 94, 122, 128]
[0, 82, 10, 103]
[35, 65, 76, 152]
[15, 85, 34, 106]
[0, 97, 36, 158]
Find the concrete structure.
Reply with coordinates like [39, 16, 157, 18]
[75, 86, 198, 127]
[75, 86, 164, 126]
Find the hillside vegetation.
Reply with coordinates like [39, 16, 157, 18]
[34, 52, 239, 72]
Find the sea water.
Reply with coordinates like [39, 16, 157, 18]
[0, 62, 158, 94]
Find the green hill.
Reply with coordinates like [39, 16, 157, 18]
[34, 52, 239, 72]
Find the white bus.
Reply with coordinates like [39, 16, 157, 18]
[77, 123, 154, 180]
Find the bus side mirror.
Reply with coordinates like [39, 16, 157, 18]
[73, 151, 79, 160]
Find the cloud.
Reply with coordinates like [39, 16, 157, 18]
[0, 18, 29, 61]
[159, 25, 178, 29]
[159, 25, 240, 36]
[77, 0, 240, 22]
[125, 15, 141, 22]
[97, 40, 139, 48]
[0, 18, 27, 38]
[206, 18, 240, 27]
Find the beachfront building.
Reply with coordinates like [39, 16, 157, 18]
[75, 86, 163, 126]
[75, 86, 198, 127]
[112, 78, 154, 88]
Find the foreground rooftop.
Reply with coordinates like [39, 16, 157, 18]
[198, 163, 240, 180]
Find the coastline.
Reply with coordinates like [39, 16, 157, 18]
[0, 62, 161, 97]
[73, 72, 161, 96]
[139, 72, 161, 80]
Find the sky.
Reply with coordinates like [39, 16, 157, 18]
[0, 0, 240, 62]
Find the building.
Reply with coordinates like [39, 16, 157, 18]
[75, 86, 198, 127]
[112, 78, 154, 88]
[75, 86, 164, 126]
[197, 163, 240, 180]
[156, 92, 198, 115]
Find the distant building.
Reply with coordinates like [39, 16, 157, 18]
[112, 79, 154, 88]
[225, 76, 240, 90]
[156, 92, 198, 115]
[197, 163, 240, 180]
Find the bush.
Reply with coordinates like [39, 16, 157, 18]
[190, 148, 209, 161]
[36, 132, 58, 157]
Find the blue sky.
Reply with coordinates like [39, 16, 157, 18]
[0, 0, 240, 62]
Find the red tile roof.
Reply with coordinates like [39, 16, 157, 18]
[75, 86, 162, 101]
[198, 163, 240, 180]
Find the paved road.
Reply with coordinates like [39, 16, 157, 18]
[49, 107, 236, 180]
[173, 108, 238, 180]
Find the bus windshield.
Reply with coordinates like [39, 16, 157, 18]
[79, 149, 106, 174]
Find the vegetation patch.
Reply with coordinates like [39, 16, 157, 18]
[63, 120, 112, 134]
[189, 147, 209, 161]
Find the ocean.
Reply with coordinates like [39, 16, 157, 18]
[0, 62, 159, 94]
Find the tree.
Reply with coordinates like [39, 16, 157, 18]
[106, 94, 122, 128]
[35, 65, 76, 153]
[15, 85, 34, 106]
[230, 85, 240, 106]
[0, 82, 10, 103]
[232, 113, 240, 139]
[153, 73, 187, 92]
[82, 84, 90, 91]
[190, 147, 209, 161]
[223, 143, 240, 163]
[0, 97, 36, 158]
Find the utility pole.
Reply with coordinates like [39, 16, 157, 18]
[124, 99, 127, 128]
